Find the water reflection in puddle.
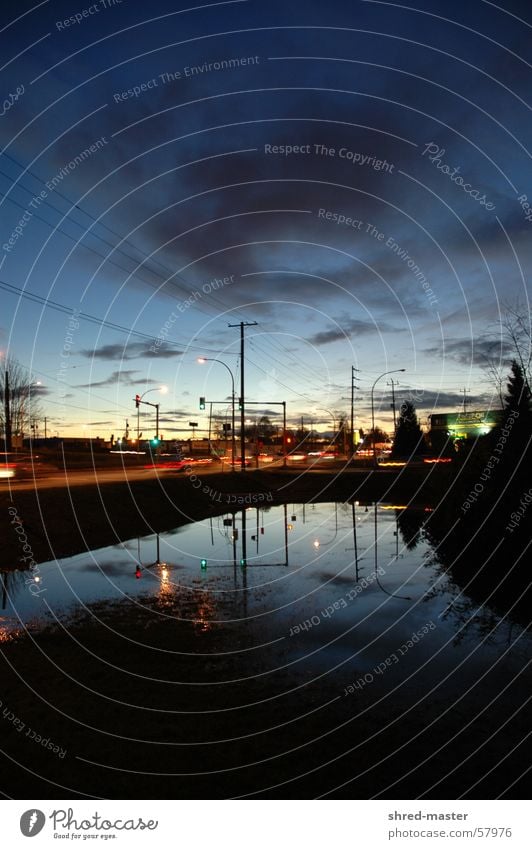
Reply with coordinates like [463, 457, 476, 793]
[0, 502, 529, 678]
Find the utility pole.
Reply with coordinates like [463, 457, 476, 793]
[387, 378, 399, 432]
[208, 402, 213, 446]
[461, 387, 469, 413]
[44, 416, 47, 439]
[4, 370, 11, 452]
[282, 401, 286, 467]
[228, 320, 257, 471]
[350, 366, 360, 459]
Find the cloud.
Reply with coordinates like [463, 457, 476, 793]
[86, 421, 114, 426]
[424, 338, 514, 367]
[81, 342, 182, 360]
[158, 412, 189, 422]
[308, 317, 403, 346]
[75, 370, 159, 388]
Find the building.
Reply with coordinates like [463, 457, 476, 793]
[428, 410, 504, 441]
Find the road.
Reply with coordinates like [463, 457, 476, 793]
[0, 464, 226, 493]
[0, 459, 386, 493]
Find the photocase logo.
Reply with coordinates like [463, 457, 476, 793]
[20, 810, 46, 837]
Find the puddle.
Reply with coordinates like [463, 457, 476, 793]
[1, 502, 529, 688]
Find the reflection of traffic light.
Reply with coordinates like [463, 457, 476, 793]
[135, 394, 140, 408]
[199, 396, 206, 410]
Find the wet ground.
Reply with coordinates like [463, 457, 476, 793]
[1, 502, 530, 799]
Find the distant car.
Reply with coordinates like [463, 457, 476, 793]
[146, 456, 214, 472]
[234, 457, 252, 467]
[0, 460, 16, 479]
[0, 453, 47, 480]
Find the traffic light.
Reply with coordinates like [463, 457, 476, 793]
[238, 397, 243, 410]
[151, 438, 159, 446]
[199, 396, 205, 410]
[135, 394, 140, 408]
[200, 558, 207, 570]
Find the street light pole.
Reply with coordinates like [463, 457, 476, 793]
[371, 369, 405, 467]
[320, 408, 337, 448]
[198, 358, 236, 471]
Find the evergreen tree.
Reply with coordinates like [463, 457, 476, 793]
[504, 360, 532, 416]
[391, 400, 425, 458]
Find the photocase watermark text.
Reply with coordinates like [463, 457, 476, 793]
[343, 621, 436, 695]
[150, 275, 235, 353]
[289, 567, 386, 636]
[113, 56, 260, 102]
[56, 0, 123, 30]
[421, 143, 495, 211]
[265, 142, 394, 172]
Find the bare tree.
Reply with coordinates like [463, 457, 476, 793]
[481, 353, 506, 409]
[0, 358, 44, 447]
[481, 302, 532, 406]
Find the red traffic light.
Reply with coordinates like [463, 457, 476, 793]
[135, 394, 141, 408]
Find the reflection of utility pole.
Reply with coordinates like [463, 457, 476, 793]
[241, 507, 247, 567]
[228, 320, 257, 472]
[283, 503, 289, 567]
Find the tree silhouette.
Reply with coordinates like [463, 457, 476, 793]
[504, 360, 532, 417]
[392, 400, 425, 458]
[1, 357, 44, 448]
[365, 427, 388, 447]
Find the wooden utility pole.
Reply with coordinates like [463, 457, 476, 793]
[350, 366, 360, 458]
[387, 378, 399, 432]
[4, 370, 12, 452]
[228, 321, 257, 471]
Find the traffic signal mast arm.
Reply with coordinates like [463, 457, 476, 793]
[134, 396, 158, 409]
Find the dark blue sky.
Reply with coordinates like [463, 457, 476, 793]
[1, 0, 531, 437]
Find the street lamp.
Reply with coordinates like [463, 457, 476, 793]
[136, 386, 167, 447]
[320, 407, 337, 448]
[371, 369, 405, 467]
[197, 358, 236, 470]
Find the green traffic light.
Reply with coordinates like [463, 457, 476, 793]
[200, 558, 207, 569]
[240, 558, 246, 567]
